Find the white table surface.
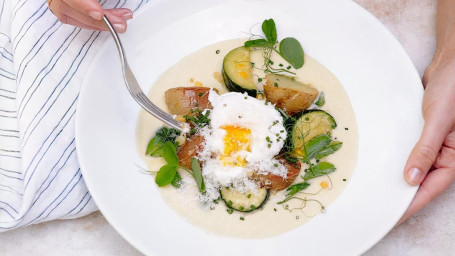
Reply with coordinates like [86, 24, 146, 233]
[2, 0, 454, 255]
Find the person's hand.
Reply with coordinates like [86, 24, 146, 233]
[400, 54, 455, 223]
[47, 0, 133, 33]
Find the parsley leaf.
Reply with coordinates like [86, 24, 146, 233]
[145, 127, 181, 156]
[171, 171, 182, 188]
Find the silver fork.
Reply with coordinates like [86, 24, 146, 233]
[102, 16, 184, 132]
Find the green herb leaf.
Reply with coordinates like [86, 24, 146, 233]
[315, 141, 343, 159]
[146, 137, 164, 156]
[155, 127, 181, 144]
[304, 162, 336, 180]
[277, 182, 311, 204]
[162, 141, 178, 166]
[185, 110, 211, 128]
[285, 182, 310, 197]
[262, 19, 277, 44]
[146, 127, 181, 156]
[305, 134, 331, 160]
[279, 37, 304, 69]
[191, 158, 206, 193]
[155, 165, 177, 187]
[244, 39, 268, 48]
[171, 171, 182, 188]
[315, 92, 325, 107]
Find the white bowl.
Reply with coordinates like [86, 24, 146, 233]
[76, 0, 423, 255]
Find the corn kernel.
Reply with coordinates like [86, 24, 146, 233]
[320, 181, 329, 189]
[189, 78, 194, 83]
[295, 149, 304, 156]
[194, 81, 203, 87]
[213, 72, 223, 83]
[176, 115, 186, 122]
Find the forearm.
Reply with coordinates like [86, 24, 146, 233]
[434, 0, 455, 63]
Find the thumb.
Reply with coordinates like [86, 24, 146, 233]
[404, 116, 450, 185]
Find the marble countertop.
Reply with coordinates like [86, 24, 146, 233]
[2, 0, 454, 255]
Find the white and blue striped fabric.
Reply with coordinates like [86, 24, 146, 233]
[0, 0, 149, 231]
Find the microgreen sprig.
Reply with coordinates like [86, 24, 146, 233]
[244, 18, 305, 73]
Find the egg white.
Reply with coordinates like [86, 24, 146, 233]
[198, 91, 288, 187]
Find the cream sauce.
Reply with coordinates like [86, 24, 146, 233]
[136, 39, 358, 238]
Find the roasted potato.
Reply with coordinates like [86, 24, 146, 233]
[164, 87, 215, 116]
[252, 156, 301, 192]
[177, 134, 205, 169]
[264, 74, 318, 116]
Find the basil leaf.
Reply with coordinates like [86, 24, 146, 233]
[191, 158, 205, 193]
[279, 37, 304, 69]
[162, 141, 178, 166]
[244, 39, 268, 48]
[305, 134, 331, 160]
[262, 19, 277, 44]
[285, 182, 310, 197]
[315, 92, 325, 107]
[316, 141, 343, 160]
[171, 171, 182, 188]
[304, 162, 336, 180]
[155, 165, 177, 187]
[146, 137, 164, 156]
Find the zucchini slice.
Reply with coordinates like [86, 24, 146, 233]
[220, 187, 269, 212]
[287, 110, 337, 152]
[222, 46, 257, 97]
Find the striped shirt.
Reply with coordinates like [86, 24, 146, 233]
[0, 0, 149, 231]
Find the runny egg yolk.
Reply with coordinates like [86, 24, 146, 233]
[220, 125, 251, 167]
